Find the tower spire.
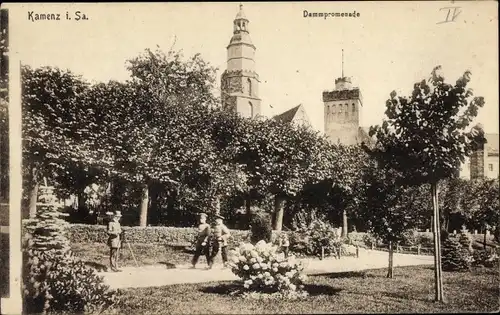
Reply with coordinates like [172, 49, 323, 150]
[341, 49, 344, 78]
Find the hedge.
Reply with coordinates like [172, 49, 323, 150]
[20, 221, 440, 249]
[66, 224, 255, 245]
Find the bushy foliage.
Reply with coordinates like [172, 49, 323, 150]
[227, 241, 308, 299]
[289, 219, 343, 257]
[458, 230, 473, 253]
[472, 249, 499, 268]
[401, 229, 421, 247]
[22, 192, 119, 313]
[441, 238, 472, 272]
[250, 211, 273, 244]
[23, 249, 119, 314]
[360, 233, 379, 248]
[23, 193, 72, 256]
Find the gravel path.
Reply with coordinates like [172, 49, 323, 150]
[98, 249, 434, 289]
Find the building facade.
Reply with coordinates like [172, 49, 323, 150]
[323, 76, 365, 145]
[221, 4, 261, 118]
[460, 133, 499, 180]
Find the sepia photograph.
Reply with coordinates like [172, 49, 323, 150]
[1, 1, 499, 314]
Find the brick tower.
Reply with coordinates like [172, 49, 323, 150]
[323, 50, 363, 145]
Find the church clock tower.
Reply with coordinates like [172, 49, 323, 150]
[221, 4, 261, 118]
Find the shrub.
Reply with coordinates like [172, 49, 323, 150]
[227, 240, 308, 299]
[417, 232, 434, 248]
[472, 249, 499, 268]
[289, 219, 342, 257]
[22, 189, 119, 313]
[250, 212, 273, 244]
[441, 237, 472, 272]
[458, 230, 473, 253]
[360, 233, 378, 248]
[346, 232, 370, 247]
[23, 249, 119, 314]
[23, 195, 71, 256]
[401, 229, 421, 246]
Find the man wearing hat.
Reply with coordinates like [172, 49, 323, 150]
[209, 214, 231, 268]
[191, 212, 211, 269]
[107, 211, 122, 272]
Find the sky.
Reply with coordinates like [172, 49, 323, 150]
[7, 1, 499, 134]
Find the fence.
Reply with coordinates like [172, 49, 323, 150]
[316, 242, 435, 261]
[370, 243, 434, 256]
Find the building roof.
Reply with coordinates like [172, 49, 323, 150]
[485, 133, 499, 156]
[273, 104, 311, 128]
[273, 104, 302, 123]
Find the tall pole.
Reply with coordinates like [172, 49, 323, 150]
[341, 49, 344, 78]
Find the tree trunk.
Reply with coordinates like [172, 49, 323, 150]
[342, 209, 348, 237]
[274, 195, 285, 232]
[214, 195, 221, 215]
[139, 183, 149, 227]
[28, 181, 39, 219]
[483, 224, 487, 250]
[431, 182, 444, 302]
[245, 194, 252, 229]
[387, 241, 394, 278]
[76, 188, 89, 218]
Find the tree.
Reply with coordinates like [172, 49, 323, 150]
[359, 165, 427, 278]
[365, 66, 486, 301]
[438, 178, 469, 232]
[468, 179, 499, 246]
[119, 48, 220, 226]
[327, 144, 370, 237]
[22, 66, 90, 218]
[233, 119, 329, 231]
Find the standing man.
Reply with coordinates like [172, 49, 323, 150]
[191, 213, 211, 269]
[209, 214, 231, 269]
[107, 211, 122, 272]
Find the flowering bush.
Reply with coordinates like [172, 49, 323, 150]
[227, 241, 308, 299]
[289, 219, 343, 258]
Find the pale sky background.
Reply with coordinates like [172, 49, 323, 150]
[7, 1, 499, 134]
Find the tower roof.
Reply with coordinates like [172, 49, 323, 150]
[235, 4, 248, 20]
[228, 4, 254, 47]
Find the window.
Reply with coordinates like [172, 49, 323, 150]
[249, 101, 254, 118]
[331, 105, 336, 115]
[345, 104, 348, 118]
[338, 104, 342, 114]
[352, 103, 356, 112]
[489, 164, 493, 171]
[247, 78, 252, 96]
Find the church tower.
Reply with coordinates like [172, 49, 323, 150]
[221, 4, 261, 118]
[323, 50, 363, 145]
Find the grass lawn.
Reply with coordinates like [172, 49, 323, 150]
[72, 242, 195, 270]
[98, 265, 499, 314]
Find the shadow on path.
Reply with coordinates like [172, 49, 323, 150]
[199, 282, 241, 295]
[199, 282, 342, 297]
[311, 270, 374, 279]
[158, 261, 177, 269]
[305, 284, 342, 296]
